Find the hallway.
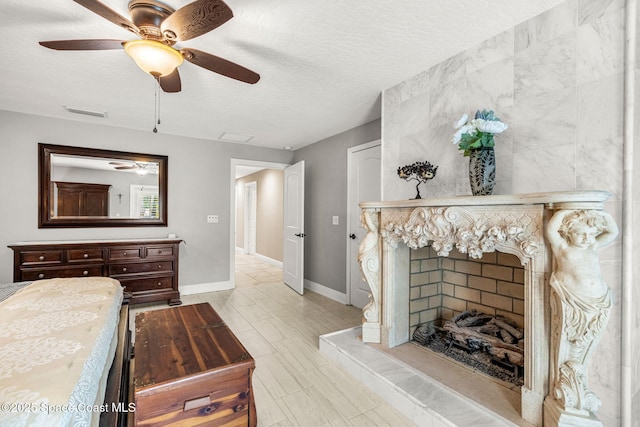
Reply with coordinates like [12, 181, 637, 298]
[235, 252, 283, 287]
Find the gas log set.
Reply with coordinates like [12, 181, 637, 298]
[412, 310, 524, 385]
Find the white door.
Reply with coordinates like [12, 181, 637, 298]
[283, 161, 305, 294]
[347, 142, 381, 308]
[244, 182, 257, 254]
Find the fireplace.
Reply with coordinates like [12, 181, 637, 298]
[409, 247, 526, 386]
[355, 191, 617, 427]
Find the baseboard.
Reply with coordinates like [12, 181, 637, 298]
[304, 279, 348, 304]
[180, 281, 233, 295]
[254, 253, 283, 268]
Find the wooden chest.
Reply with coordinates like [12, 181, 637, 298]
[133, 303, 256, 426]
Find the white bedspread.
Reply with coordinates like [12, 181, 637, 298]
[0, 277, 123, 427]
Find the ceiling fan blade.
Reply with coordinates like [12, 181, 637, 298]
[73, 0, 138, 34]
[181, 48, 260, 84]
[39, 39, 124, 51]
[161, 0, 233, 41]
[157, 69, 182, 93]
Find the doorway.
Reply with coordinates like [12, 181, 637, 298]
[347, 140, 381, 308]
[230, 159, 289, 287]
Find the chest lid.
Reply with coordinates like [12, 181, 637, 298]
[134, 303, 253, 389]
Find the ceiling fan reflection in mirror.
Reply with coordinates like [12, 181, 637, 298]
[39, 0, 260, 93]
[109, 161, 158, 175]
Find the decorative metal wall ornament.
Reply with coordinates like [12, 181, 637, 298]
[397, 161, 438, 199]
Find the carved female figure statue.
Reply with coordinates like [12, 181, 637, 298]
[545, 209, 618, 416]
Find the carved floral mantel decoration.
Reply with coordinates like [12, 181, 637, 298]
[380, 206, 541, 260]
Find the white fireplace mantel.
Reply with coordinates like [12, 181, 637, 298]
[357, 190, 617, 427]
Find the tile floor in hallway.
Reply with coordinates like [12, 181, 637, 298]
[130, 253, 416, 427]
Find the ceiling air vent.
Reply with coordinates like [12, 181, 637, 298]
[63, 106, 108, 118]
[219, 132, 253, 143]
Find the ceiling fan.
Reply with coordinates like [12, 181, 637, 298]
[39, 0, 260, 92]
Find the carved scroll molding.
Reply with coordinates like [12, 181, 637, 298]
[358, 208, 381, 343]
[358, 204, 545, 346]
[380, 206, 542, 262]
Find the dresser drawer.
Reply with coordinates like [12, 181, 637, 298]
[22, 265, 103, 281]
[119, 276, 173, 293]
[109, 248, 142, 260]
[67, 248, 104, 262]
[10, 239, 182, 306]
[20, 250, 63, 265]
[145, 246, 174, 258]
[109, 261, 173, 276]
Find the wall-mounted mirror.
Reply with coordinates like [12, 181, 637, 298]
[39, 143, 168, 228]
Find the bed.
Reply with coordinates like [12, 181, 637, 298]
[0, 277, 130, 427]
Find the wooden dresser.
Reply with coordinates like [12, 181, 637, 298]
[8, 238, 182, 305]
[133, 303, 256, 426]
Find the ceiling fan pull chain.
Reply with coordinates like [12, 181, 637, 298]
[156, 81, 161, 126]
[153, 80, 159, 133]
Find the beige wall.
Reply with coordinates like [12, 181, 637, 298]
[235, 169, 284, 262]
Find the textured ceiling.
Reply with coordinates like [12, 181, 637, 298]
[0, 0, 564, 150]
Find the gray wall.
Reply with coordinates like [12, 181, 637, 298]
[293, 119, 380, 294]
[0, 110, 293, 286]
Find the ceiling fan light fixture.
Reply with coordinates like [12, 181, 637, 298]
[123, 39, 183, 77]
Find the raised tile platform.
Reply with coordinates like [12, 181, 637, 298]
[320, 326, 534, 427]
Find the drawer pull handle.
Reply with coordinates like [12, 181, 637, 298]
[122, 267, 127, 272]
[83, 270, 89, 276]
[38, 273, 45, 279]
[158, 282, 162, 286]
[123, 252, 127, 256]
[158, 265, 162, 269]
[39, 255, 45, 261]
[83, 253, 89, 258]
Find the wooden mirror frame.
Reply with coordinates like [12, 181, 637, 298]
[39, 143, 168, 228]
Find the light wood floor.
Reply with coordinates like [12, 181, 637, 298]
[130, 253, 416, 426]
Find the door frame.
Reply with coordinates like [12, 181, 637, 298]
[243, 181, 257, 255]
[229, 159, 289, 287]
[346, 139, 381, 305]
